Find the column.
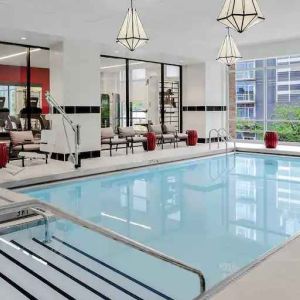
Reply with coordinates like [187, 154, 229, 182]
[42, 39, 101, 160]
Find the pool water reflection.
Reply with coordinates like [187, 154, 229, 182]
[21, 153, 300, 298]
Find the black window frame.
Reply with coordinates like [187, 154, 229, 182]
[0, 41, 49, 130]
[100, 55, 183, 132]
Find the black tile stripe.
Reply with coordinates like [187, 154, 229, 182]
[33, 238, 143, 300]
[0, 249, 75, 300]
[0, 271, 38, 300]
[182, 106, 227, 111]
[53, 236, 173, 300]
[11, 241, 110, 300]
[51, 151, 101, 162]
[53, 106, 100, 114]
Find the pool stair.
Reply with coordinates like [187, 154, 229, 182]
[0, 236, 172, 300]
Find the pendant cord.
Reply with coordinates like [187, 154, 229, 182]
[131, 0, 133, 9]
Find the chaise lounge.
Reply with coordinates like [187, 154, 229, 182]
[101, 127, 128, 157]
[9, 130, 47, 167]
[148, 124, 176, 149]
[163, 124, 188, 147]
[118, 127, 147, 153]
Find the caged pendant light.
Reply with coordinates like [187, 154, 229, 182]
[217, 0, 265, 33]
[116, 0, 149, 51]
[217, 28, 242, 66]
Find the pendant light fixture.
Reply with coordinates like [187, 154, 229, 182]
[217, 0, 265, 33]
[116, 0, 149, 51]
[217, 28, 242, 66]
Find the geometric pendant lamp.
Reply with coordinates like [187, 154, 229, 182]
[116, 0, 149, 51]
[217, 28, 242, 66]
[217, 0, 265, 33]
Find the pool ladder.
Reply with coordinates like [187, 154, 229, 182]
[209, 128, 236, 154]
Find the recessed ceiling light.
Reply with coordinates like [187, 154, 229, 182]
[21, 37, 27, 40]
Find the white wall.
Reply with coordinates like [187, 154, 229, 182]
[183, 61, 227, 140]
[45, 39, 101, 155]
[183, 63, 205, 106]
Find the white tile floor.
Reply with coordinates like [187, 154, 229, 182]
[1, 141, 300, 189]
[0, 142, 231, 188]
[210, 234, 300, 300]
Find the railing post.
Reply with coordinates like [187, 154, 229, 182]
[30, 208, 51, 243]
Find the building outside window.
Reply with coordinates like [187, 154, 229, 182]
[229, 55, 300, 142]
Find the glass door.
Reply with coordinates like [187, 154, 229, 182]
[100, 57, 127, 132]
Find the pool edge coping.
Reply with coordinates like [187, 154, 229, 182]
[2, 148, 233, 190]
[197, 231, 300, 299]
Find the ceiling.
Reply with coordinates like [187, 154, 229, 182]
[0, 0, 299, 64]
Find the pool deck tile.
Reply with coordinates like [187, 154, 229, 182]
[210, 234, 300, 300]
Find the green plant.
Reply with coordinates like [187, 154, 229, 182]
[268, 104, 300, 142]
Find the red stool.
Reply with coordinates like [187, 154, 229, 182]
[0, 143, 8, 168]
[143, 132, 156, 151]
[187, 130, 198, 146]
[264, 131, 279, 149]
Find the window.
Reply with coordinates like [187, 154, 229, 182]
[0, 43, 50, 132]
[236, 61, 255, 80]
[132, 68, 146, 80]
[100, 56, 182, 132]
[237, 106, 255, 119]
[237, 83, 255, 101]
[229, 55, 300, 143]
[166, 65, 180, 78]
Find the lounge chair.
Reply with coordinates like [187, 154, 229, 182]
[101, 127, 128, 157]
[148, 124, 176, 149]
[118, 127, 147, 153]
[9, 130, 46, 167]
[163, 124, 188, 147]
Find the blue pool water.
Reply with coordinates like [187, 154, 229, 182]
[20, 153, 300, 298]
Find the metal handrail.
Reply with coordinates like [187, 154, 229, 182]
[0, 199, 206, 297]
[217, 128, 236, 153]
[45, 92, 81, 169]
[208, 129, 220, 150]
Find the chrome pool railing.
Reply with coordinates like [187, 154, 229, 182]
[0, 200, 206, 298]
[209, 128, 236, 155]
[217, 128, 236, 154]
[209, 129, 220, 150]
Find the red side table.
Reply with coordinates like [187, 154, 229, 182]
[264, 131, 279, 149]
[143, 132, 156, 151]
[187, 130, 198, 146]
[0, 143, 8, 168]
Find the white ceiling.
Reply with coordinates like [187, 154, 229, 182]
[0, 0, 299, 64]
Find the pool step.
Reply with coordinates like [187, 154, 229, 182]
[0, 236, 171, 300]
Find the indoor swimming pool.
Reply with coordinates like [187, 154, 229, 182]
[15, 152, 300, 299]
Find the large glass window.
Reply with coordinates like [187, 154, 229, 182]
[229, 55, 300, 142]
[0, 43, 50, 132]
[129, 61, 161, 133]
[100, 57, 126, 131]
[0, 44, 27, 130]
[27, 48, 50, 133]
[163, 65, 180, 130]
[100, 56, 182, 133]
